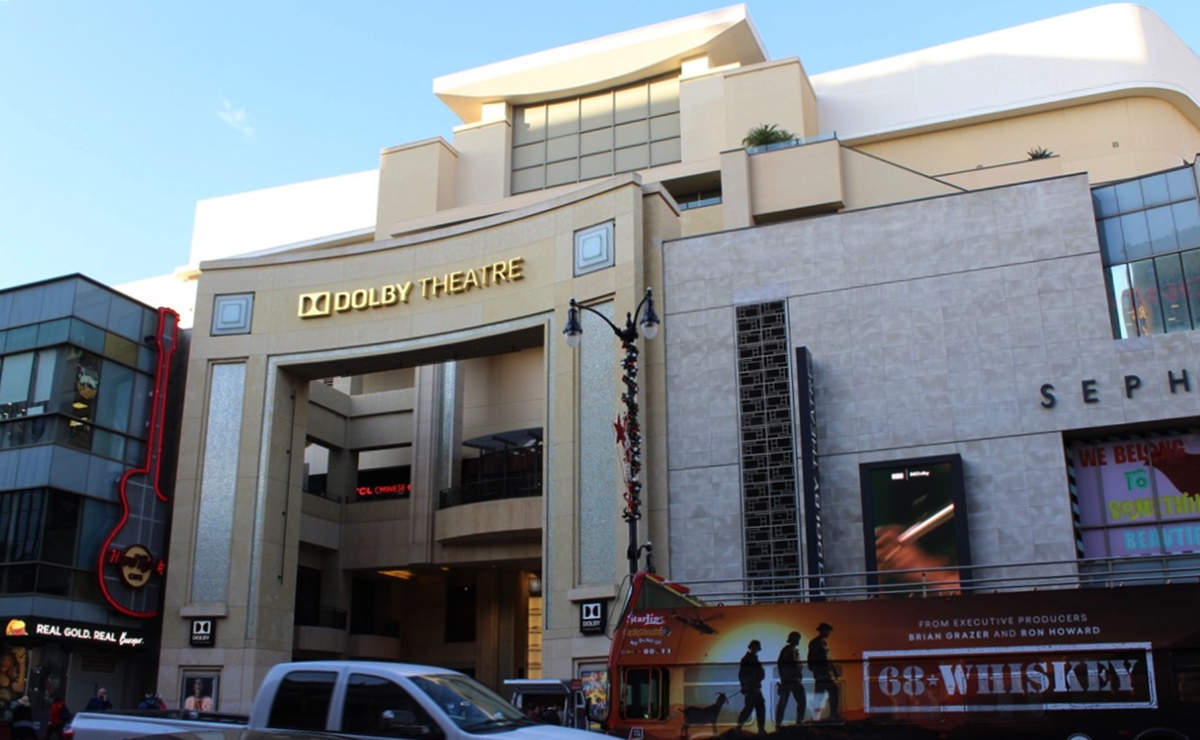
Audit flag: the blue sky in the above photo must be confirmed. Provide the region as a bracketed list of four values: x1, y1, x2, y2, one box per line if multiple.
[2, 0, 1199, 290]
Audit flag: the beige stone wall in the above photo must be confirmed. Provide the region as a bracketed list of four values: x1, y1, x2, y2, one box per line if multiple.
[856, 97, 1200, 186]
[162, 176, 669, 701]
[376, 138, 458, 239]
[461, 348, 544, 439]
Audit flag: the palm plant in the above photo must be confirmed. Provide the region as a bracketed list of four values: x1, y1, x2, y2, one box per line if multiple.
[742, 123, 795, 148]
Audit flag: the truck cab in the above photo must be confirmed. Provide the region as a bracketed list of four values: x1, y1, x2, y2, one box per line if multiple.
[504, 679, 589, 730]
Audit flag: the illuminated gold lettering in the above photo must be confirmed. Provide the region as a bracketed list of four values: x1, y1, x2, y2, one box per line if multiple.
[301, 260, 523, 317]
[423, 275, 448, 298]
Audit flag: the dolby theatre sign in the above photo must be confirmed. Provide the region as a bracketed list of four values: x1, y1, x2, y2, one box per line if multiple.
[298, 257, 525, 319]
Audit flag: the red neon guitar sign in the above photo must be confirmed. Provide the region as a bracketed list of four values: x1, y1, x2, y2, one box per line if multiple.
[98, 307, 179, 618]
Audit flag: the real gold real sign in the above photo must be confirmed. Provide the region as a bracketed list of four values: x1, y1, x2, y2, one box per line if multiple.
[298, 257, 525, 319]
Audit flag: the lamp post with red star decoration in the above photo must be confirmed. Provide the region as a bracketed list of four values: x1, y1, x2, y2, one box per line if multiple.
[564, 287, 660, 575]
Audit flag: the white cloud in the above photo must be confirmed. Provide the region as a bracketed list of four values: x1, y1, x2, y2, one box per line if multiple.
[217, 98, 255, 138]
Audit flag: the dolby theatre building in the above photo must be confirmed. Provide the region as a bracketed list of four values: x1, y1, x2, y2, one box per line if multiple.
[155, 4, 1200, 710]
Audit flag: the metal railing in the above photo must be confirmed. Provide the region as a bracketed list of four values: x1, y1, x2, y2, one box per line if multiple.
[293, 606, 347, 629]
[671, 553, 1200, 605]
[437, 474, 541, 510]
[745, 131, 838, 155]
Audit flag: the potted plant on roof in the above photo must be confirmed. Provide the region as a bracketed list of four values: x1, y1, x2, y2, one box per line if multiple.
[743, 123, 795, 150]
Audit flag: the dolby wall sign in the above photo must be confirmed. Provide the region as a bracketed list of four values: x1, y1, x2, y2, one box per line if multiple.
[298, 257, 526, 319]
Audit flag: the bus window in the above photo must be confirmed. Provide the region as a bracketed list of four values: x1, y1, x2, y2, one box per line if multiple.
[621, 668, 670, 721]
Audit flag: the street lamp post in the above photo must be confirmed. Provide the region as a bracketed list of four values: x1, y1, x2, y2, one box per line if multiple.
[564, 288, 660, 575]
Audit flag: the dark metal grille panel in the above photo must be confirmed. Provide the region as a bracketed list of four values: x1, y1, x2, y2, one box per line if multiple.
[735, 301, 801, 592]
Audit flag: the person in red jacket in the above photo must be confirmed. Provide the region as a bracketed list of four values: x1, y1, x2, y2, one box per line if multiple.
[46, 694, 71, 740]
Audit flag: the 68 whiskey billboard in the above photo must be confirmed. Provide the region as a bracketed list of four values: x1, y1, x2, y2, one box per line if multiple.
[864, 643, 1154, 713]
[607, 571, 1199, 740]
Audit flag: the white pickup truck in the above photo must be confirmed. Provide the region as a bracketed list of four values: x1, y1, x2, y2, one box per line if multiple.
[65, 661, 599, 740]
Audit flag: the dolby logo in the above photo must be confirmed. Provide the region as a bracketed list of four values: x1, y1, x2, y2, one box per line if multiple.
[298, 292, 332, 318]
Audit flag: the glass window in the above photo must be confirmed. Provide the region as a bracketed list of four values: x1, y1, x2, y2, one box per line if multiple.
[30, 349, 57, 416]
[1183, 251, 1200, 330]
[409, 673, 525, 729]
[1148, 206, 1180, 254]
[1129, 259, 1162, 335]
[69, 320, 105, 354]
[1115, 180, 1145, 212]
[0, 490, 45, 563]
[620, 668, 669, 721]
[512, 143, 544, 171]
[267, 670, 336, 731]
[580, 92, 613, 131]
[68, 351, 101, 422]
[76, 498, 120, 570]
[513, 76, 679, 194]
[547, 100, 580, 139]
[340, 673, 437, 737]
[1141, 173, 1171, 207]
[1121, 212, 1152, 261]
[5, 326, 36, 353]
[1166, 168, 1198, 201]
[90, 429, 126, 463]
[36, 320, 69, 346]
[2, 564, 36, 594]
[36, 565, 72, 597]
[1175, 201, 1200, 249]
[1096, 166, 1200, 338]
[95, 362, 134, 433]
[1099, 217, 1124, 264]
[0, 352, 33, 407]
[1093, 186, 1119, 217]
[1156, 254, 1191, 332]
[513, 106, 546, 146]
[104, 332, 138, 367]
[41, 491, 79, 566]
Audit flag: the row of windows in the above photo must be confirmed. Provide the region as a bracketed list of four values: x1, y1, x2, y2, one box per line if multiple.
[0, 344, 154, 462]
[0, 316, 158, 375]
[676, 189, 722, 211]
[512, 76, 682, 194]
[0, 489, 120, 595]
[0, 415, 147, 465]
[1107, 251, 1200, 337]
[1096, 166, 1200, 338]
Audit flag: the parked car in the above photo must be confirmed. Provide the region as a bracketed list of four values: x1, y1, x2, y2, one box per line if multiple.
[503, 679, 589, 730]
[65, 661, 598, 740]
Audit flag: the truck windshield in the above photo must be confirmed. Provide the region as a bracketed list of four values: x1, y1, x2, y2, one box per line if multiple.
[411, 674, 532, 733]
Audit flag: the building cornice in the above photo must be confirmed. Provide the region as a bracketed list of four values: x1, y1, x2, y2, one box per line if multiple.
[433, 4, 766, 124]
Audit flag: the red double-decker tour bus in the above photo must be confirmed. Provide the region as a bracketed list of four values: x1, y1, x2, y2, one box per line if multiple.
[604, 563, 1200, 740]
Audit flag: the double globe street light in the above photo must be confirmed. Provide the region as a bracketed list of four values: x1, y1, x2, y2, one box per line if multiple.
[564, 288, 660, 575]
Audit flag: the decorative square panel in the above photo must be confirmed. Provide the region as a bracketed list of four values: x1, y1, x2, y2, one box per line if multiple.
[211, 293, 254, 336]
[574, 221, 615, 276]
